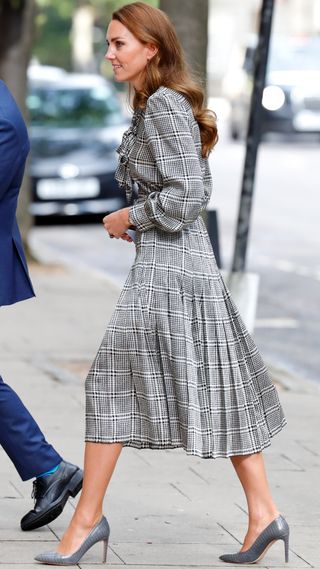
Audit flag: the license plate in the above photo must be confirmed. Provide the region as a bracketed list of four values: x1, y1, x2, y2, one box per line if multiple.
[37, 177, 100, 199]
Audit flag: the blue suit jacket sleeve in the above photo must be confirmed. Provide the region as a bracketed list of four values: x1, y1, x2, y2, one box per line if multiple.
[0, 118, 20, 200]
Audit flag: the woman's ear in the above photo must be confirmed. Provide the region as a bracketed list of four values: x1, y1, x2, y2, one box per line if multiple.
[146, 43, 158, 61]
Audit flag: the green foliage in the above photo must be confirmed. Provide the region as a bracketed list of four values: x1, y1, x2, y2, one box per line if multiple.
[32, 0, 159, 70]
[33, 3, 73, 69]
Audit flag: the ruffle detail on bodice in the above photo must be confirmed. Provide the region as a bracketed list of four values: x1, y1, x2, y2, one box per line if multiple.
[115, 108, 144, 203]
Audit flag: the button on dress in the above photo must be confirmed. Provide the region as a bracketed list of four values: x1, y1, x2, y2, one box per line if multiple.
[85, 86, 286, 458]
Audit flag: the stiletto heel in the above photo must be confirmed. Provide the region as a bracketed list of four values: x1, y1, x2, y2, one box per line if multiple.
[283, 532, 289, 563]
[102, 537, 109, 564]
[219, 514, 290, 564]
[34, 516, 110, 565]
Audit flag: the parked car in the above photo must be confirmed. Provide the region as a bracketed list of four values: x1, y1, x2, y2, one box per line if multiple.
[27, 68, 129, 217]
[226, 36, 320, 140]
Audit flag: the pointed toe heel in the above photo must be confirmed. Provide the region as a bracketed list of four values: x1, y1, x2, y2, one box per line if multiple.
[219, 514, 290, 564]
[34, 516, 110, 565]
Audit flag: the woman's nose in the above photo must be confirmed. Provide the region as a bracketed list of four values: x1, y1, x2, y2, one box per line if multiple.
[105, 46, 115, 60]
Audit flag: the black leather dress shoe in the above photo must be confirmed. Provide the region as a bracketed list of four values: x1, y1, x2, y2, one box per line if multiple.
[20, 460, 83, 531]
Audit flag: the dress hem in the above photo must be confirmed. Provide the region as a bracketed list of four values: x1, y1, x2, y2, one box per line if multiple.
[85, 418, 287, 459]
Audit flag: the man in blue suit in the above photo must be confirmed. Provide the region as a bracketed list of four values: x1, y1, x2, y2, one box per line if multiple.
[0, 80, 83, 531]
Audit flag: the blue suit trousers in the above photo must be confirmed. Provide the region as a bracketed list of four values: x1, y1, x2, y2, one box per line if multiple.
[0, 376, 62, 481]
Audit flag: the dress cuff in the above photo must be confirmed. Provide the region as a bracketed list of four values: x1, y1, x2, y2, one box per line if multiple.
[129, 202, 154, 232]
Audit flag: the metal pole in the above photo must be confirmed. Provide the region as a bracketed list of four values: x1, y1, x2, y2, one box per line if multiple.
[231, 0, 275, 273]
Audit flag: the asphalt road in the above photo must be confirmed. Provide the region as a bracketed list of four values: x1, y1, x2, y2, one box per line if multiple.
[29, 112, 320, 385]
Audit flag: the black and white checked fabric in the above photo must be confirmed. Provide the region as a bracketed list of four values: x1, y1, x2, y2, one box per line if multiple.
[85, 86, 286, 458]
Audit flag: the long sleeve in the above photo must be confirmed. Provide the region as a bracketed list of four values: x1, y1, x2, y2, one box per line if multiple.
[0, 118, 20, 201]
[129, 92, 205, 233]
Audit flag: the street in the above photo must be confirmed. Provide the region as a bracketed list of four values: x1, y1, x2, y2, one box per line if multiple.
[29, 109, 320, 385]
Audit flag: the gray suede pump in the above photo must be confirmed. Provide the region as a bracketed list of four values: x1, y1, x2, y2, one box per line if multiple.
[219, 515, 289, 564]
[34, 516, 110, 565]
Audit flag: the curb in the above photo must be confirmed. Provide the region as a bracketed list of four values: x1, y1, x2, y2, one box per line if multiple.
[268, 363, 320, 394]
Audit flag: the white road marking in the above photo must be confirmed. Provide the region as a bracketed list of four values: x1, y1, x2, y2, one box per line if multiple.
[255, 318, 299, 329]
[257, 255, 320, 282]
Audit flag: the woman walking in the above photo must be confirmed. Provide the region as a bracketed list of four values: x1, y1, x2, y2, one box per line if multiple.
[35, 2, 289, 565]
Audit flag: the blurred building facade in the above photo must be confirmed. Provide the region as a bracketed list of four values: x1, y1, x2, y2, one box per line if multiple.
[208, 0, 320, 95]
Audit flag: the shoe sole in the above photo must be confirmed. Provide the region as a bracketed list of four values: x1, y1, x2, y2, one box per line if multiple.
[21, 469, 83, 531]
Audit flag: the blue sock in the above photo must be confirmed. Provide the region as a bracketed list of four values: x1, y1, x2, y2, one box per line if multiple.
[37, 462, 61, 478]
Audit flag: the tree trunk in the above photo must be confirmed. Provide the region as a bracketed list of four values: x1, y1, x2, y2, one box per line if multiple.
[159, 0, 208, 92]
[0, 0, 35, 246]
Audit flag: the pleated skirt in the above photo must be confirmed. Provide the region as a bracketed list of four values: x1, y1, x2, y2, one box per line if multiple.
[85, 217, 286, 458]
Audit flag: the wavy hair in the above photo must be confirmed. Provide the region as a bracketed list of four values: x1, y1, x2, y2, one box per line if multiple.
[112, 2, 218, 156]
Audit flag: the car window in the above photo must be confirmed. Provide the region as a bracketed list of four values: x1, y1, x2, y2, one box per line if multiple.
[27, 84, 124, 127]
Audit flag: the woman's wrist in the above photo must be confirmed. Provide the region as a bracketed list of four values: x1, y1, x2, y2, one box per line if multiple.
[121, 207, 131, 229]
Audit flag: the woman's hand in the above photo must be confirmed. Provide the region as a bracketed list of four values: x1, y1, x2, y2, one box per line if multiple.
[119, 232, 133, 243]
[103, 207, 130, 238]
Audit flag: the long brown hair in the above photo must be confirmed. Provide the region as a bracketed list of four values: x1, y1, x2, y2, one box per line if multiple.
[112, 2, 218, 156]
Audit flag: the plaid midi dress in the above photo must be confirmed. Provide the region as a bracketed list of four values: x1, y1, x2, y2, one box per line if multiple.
[85, 86, 286, 458]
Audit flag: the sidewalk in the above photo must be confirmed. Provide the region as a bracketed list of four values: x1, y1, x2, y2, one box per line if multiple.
[0, 262, 319, 568]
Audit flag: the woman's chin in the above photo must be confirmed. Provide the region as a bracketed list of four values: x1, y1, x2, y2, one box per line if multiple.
[113, 74, 126, 83]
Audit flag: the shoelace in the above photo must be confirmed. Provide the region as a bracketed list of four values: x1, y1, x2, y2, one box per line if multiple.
[31, 479, 44, 503]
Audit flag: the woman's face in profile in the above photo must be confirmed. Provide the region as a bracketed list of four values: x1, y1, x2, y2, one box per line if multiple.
[105, 20, 156, 90]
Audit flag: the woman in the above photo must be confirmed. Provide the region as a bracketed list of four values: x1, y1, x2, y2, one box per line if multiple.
[35, 2, 289, 565]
